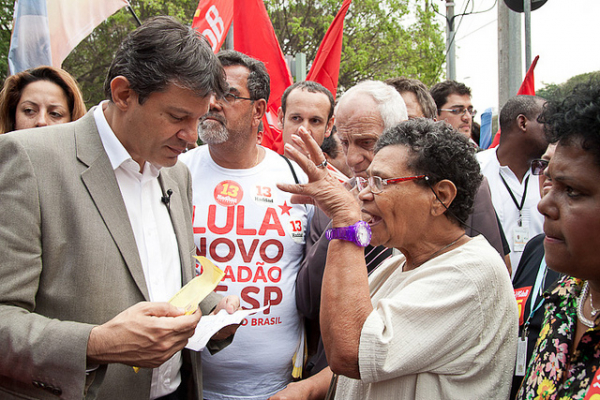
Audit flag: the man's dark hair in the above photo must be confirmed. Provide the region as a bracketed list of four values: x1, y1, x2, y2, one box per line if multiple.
[321, 127, 339, 158]
[385, 77, 437, 120]
[281, 81, 335, 122]
[375, 119, 482, 226]
[499, 95, 544, 131]
[430, 80, 472, 111]
[539, 79, 600, 166]
[471, 121, 481, 147]
[217, 50, 270, 102]
[104, 16, 227, 104]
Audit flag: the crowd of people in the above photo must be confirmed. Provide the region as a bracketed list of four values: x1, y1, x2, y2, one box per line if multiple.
[1, 15, 600, 400]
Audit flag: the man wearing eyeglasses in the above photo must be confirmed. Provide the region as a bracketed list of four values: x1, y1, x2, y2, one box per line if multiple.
[179, 50, 313, 400]
[477, 95, 547, 276]
[430, 80, 477, 141]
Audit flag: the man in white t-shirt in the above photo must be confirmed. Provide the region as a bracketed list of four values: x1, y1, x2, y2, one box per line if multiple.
[477, 95, 547, 276]
[180, 50, 313, 400]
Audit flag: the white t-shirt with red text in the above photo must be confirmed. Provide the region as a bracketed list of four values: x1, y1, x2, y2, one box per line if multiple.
[180, 145, 313, 400]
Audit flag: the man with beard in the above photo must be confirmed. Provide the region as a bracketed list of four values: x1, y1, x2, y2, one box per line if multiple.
[179, 50, 313, 400]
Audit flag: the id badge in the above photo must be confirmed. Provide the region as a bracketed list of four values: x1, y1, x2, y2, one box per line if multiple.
[513, 226, 530, 252]
[515, 337, 528, 376]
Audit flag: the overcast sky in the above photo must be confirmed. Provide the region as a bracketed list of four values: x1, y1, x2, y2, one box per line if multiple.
[435, 0, 600, 118]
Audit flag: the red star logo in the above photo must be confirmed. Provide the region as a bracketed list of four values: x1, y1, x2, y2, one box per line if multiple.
[279, 201, 292, 216]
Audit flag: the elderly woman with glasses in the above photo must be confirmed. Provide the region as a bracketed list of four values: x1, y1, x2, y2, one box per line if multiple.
[515, 81, 600, 399]
[277, 118, 518, 400]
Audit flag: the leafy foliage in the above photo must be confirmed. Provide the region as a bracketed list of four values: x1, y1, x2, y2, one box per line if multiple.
[537, 71, 600, 103]
[1, 0, 445, 107]
[62, 0, 198, 106]
[267, 0, 445, 91]
[0, 0, 13, 81]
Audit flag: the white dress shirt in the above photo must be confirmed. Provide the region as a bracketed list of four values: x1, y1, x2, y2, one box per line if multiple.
[94, 104, 183, 399]
[477, 147, 544, 277]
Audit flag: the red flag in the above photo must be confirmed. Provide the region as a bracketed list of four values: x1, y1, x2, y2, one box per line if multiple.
[192, 0, 233, 53]
[306, 0, 352, 100]
[489, 55, 540, 148]
[517, 55, 539, 96]
[233, 0, 292, 154]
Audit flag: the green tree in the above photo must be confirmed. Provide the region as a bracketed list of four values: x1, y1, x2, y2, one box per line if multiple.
[267, 0, 445, 91]
[537, 71, 600, 103]
[62, 0, 199, 106]
[2, 0, 445, 106]
[0, 0, 13, 81]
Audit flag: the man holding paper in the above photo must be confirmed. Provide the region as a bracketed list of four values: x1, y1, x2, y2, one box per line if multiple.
[0, 17, 238, 400]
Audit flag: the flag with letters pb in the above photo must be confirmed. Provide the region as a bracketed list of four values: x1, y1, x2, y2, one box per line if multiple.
[192, 0, 233, 52]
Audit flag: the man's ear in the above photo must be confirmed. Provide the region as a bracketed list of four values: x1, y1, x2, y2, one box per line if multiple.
[517, 114, 528, 133]
[110, 76, 136, 111]
[324, 115, 335, 139]
[430, 179, 457, 217]
[253, 99, 267, 128]
[277, 106, 284, 130]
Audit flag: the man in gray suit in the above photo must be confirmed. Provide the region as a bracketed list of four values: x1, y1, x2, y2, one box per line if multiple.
[0, 17, 238, 400]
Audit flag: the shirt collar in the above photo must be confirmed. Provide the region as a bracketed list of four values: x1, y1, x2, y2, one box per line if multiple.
[94, 102, 160, 178]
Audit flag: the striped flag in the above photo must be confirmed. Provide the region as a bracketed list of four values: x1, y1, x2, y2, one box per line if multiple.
[8, 0, 128, 75]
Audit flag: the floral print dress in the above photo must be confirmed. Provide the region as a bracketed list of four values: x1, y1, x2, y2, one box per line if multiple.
[516, 276, 600, 400]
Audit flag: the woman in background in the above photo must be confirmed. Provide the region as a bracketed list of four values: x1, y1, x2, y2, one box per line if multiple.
[0, 66, 86, 133]
[516, 80, 600, 399]
[510, 143, 561, 399]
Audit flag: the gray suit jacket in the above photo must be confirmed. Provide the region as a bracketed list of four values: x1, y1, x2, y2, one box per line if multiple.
[0, 110, 221, 399]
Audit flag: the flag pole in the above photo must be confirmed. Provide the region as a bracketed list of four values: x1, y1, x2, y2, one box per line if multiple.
[127, 3, 142, 26]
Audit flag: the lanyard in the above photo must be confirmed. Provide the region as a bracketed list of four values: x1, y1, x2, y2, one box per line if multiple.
[522, 256, 547, 338]
[529, 257, 547, 315]
[500, 173, 529, 212]
[500, 173, 529, 227]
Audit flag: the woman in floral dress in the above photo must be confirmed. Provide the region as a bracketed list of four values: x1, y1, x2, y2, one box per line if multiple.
[516, 80, 600, 400]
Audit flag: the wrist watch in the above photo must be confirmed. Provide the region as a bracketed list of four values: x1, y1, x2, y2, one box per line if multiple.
[325, 221, 372, 247]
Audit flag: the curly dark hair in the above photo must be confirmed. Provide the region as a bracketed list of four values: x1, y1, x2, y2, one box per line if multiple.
[539, 79, 600, 166]
[375, 119, 482, 226]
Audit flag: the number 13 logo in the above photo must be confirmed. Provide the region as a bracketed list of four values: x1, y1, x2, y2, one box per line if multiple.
[290, 220, 302, 232]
